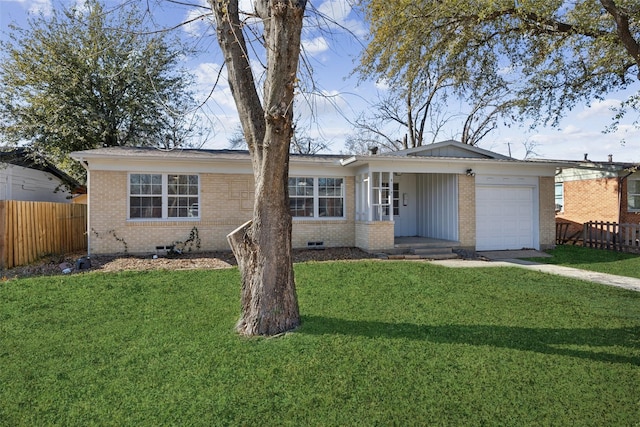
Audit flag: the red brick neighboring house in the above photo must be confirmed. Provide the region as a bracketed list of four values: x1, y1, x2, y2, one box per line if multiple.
[554, 155, 640, 238]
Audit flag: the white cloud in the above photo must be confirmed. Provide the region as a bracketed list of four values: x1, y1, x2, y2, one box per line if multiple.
[194, 62, 226, 88]
[374, 79, 389, 91]
[296, 89, 348, 120]
[576, 98, 621, 120]
[302, 36, 329, 56]
[2, 0, 52, 15]
[182, 6, 212, 38]
[178, 0, 219, 38]
[71, 0, 89, 15]
[193, 62, 236, 111]
[316, 0, 367, 37]
[560, 125, 583, 135]
[515, 126, 639, 162]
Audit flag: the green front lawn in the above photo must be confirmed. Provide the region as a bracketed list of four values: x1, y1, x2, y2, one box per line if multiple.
[529, 245, 640, 279]
[1, 261, 639, 425]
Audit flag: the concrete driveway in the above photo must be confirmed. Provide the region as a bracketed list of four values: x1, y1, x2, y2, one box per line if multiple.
[429, 250, 640, 292]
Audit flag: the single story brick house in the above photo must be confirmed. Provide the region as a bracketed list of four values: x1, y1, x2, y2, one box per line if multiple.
[553, 155, 640, 237]
[70, 140, 558, 255]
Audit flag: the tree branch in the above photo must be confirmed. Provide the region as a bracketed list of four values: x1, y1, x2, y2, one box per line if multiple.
[599, 0, 640, 77]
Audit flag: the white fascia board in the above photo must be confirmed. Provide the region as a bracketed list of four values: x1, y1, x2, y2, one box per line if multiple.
[356, 157, 557, 177]
[74, 155, 253, 174]
[289, 165, 349, 177]
[72, 152, 346, 176]
[72, 150, 557, 178]
[289, 158, 348, 176]
[469, 163, 557, 177]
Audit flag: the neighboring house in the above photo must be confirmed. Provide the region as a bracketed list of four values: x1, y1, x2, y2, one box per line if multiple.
[554, 155, 640, 237]
[0, 148, 77, 203]
[70, 140, 558, 255]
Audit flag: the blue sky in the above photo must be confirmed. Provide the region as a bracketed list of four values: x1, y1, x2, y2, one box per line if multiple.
[1, 0, 639, 163]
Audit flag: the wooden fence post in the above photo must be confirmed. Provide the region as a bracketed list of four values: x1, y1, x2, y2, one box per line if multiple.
[7, 201, 14, 268]
[0, 201, 5, 269]
[583, 221, 589, 248]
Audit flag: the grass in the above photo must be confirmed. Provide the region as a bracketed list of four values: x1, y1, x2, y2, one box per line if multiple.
[528, 245, 640, 279]
[1, 261, 639, 425]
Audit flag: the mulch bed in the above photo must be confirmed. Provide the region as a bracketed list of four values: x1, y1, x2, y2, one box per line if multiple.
[1, 248, 376, 280]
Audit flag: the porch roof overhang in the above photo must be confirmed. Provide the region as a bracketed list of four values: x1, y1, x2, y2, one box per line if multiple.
[338, 154, 560, 177]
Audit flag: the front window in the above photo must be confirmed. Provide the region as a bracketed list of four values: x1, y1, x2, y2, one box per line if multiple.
[318, 178, 344, 217]
[289, 177, 344, 218]
[129, 173, 199, 220]
[168, 175, 199, 218]
[130, 174, 162, 218]
[289, 177, 314, 217]
[628, 178, 640, 211]
[555, 182, 564, 212]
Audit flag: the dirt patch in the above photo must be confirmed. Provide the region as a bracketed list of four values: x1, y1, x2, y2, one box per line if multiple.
[1, 248, 376, 280]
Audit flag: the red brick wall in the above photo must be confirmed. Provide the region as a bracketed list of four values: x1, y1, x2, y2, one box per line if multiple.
[557, 178, 619, 225]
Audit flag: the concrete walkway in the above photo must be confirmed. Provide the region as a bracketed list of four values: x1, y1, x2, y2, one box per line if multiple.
[429, 250, 640, 292]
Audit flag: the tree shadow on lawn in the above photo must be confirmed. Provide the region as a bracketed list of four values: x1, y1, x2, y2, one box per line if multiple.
[299, 316, 640, 366]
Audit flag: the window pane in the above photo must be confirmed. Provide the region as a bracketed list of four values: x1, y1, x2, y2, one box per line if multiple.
[188, 201, 199, 217]
[130, 196, 162, 218]
[130, 174, 162, 218]
[168, 176, 178, 195]
[319, 178, 344, 217]
[130, 174, 162, 195]
[290, 197, 314, 217]
[319, 198, 344, 217]
[169, 196, 199, 218]
[166, 175, 199, 218]
[628, 180, 640, 210]
[318, 178, 343, 196]
[554, 183, 563, 197]
[289, 177, 314, 196]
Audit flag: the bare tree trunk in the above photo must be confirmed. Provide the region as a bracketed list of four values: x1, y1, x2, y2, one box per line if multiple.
[213, 0, 305, 336]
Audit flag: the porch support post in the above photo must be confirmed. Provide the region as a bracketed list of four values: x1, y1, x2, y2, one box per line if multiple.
[389, 172, 394, 222]
[355, 174, 360, 221]
[366, 172, 373, 222]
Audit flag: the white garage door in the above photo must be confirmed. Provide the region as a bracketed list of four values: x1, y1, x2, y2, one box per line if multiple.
[476, 186, 534, 251]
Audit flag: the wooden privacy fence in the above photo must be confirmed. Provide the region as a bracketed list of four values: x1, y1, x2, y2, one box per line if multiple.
[0, 201, 87, 269]
[583, 221, 640, 254]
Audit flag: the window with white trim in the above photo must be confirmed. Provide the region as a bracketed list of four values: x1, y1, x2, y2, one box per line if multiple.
[555, 182, 564, 212]
[289, 177, 344, 218]
[628, 178, 640, 211]
[129, 173, 199, 219]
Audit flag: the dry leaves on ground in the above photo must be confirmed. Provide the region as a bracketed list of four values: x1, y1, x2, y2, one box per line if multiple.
[2, 248, 375, 280]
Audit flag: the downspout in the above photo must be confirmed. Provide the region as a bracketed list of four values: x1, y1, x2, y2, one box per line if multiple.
[77, 158, 91, 257]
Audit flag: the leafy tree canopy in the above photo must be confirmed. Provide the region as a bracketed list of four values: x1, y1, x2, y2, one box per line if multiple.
[0, 0, 198, 182]
[359, 0, 640, 131]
